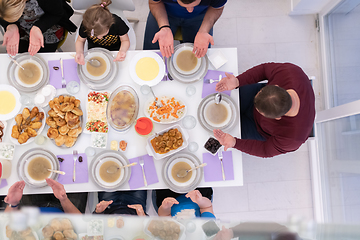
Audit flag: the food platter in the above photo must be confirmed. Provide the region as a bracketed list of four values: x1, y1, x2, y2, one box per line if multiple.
[107, 85, 139, 132]
[17, 148, 59, 188]
[129, 51, 165, 87]
[0, 85, 22, 121]
[197, 93, 239, 133]
[167, 43, 209, 84]
[144, 95, 187, 124]
[7, 53, 49, 93]
[46, 95, 83, 148]
[145, 124, 189, 160]
[77, 48, 119, 90]
[10, 107, 46, 145]
[85, 91, 110, 133]
[90, 150, 131, 190]
[162, 152, 203, 194]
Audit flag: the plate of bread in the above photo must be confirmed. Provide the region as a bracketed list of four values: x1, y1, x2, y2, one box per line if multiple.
[46, 95, 83, 148]
[10, 106, 46, 145]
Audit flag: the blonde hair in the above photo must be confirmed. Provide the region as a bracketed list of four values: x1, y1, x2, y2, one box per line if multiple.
[0, 0, 26, 23]
[82, 0, 114, 37]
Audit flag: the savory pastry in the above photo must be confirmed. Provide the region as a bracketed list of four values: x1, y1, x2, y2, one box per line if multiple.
[53, 97, 60, 105]
[58, 95, 64, 103]
[60, 102, 74, 112]
[65, 112, 78, 124]
[47, 128, 59, 139]
[15, 114, 23, 126]
[64, 95, 70, 103]
[18, 132, 30, 144]
[20, 228, 32, 237]
[53, 231, 64, 240]
[74, 99, 80, 108]
[60, 218, 73, 231]
[30, 121, 42, 129]
[63, 229, 77, 239]
[46, 117, 57, 129]
[49, 100, 55, 109]
[67, 120, 80, 129]
[54, 117, 66, 127]
[11, 125, 20, 139]
[48, 109, 58, 117]
[68, 127, 82, 138]
[71, 107, 83, 116]
[42, 225, 54, 238]
[50, 219, 62, 232]
[65, 136, 76, 148]
[26, 127, 37, 138]
[69, 96, 76, 103]
[151, 128, 183, 154]
[55, 135, 66, 146]
[59, 125, 69, 135]
[6, 225, 12, 238]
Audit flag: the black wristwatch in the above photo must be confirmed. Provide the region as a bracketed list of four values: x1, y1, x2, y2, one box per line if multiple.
[9, 203, 19, 208]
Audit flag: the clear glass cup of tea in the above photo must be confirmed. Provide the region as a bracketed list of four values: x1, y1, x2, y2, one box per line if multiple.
[186, 85, 196, 96]
[20, 95, 33, 106]
[34, 135, 46, 145]
[66, 81, 80, 94]
[140, 85, 151, 95]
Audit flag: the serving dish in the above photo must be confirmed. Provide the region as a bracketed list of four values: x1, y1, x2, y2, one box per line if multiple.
[129, 51, 165, 87]
[10, 107, 46, 145]
[7, 53, 49, 93]
[77, 48, 119, 90]
[107, 85, 139, 132]
[144, 218, 185, 240]
[162, 152, 203, 194]
[0, 120, 7, 142]
[145, 124, 189, 160]
[0, 142, 15, 160]
[17, 148, 59, 188]
[0, 85, 22, 121]
[90, 150, 131, 190]
[197, 93, 239, 133]
[4, 224, 39, 240]
[167, 43, 209, 84]
[85, 91, 110, 133]
[144, 95, 186, 124]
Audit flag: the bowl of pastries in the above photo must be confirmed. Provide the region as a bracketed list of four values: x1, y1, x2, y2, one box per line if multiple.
[46, 95, 83, 148]
[42, 218, 77, 240]
[5, 225, 39, 240]
[144, 219, 185, 240]
[10, 106, 45, 145]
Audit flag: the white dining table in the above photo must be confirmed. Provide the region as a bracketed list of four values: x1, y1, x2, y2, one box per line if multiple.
[0, 48, 242, 195]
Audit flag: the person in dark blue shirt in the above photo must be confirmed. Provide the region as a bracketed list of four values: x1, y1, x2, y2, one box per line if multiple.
[143, 0, 227, 58]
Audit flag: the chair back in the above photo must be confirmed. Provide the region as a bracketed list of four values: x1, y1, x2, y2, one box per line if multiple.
[72, 0, 135, 11]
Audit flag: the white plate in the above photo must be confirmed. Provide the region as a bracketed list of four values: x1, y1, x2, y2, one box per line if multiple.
[145, 124, 189, 160]
[0, 85, 21, 121]
[172, 45, 201, 75]
[9, 107, 46, 145]
[15, 58, 44, 88]
[168, 157, 196, 187]
[24, 153, 55, 185]
[129, 51, 165, 87]
[203, 100, 232, 128]
[82, 51, 111, 81]
[144, 95, 187, 124]
[94, 157, 125, 187]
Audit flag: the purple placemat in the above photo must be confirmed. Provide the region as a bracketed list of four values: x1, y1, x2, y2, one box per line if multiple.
[156, 52, 169, 81]
[57, 153, 88, 184]
[0, 179, 8, 189]
[48, 59, 80, 89]
[202, 70, 232, 98]
[202, 151, 234, 182]
[128, 155, 159, 189]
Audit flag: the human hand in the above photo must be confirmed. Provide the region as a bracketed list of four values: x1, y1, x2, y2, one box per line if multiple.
[213, 226, 234, 240]
[46, 178, 67, 201]
[185, 190, 203, 204]
[213, 129, 236, 151]
[114, 51, 126, 62]
[95, 200, 113, 213]
[75, 52, 85, 65]
[193, 31, 214, 58]
[4, 180, 25, 206]
[152, 27, 174, 58]
[161, 197, 179, 209]
[3, 24, 20, 56]
[215, 72, 239, 92]
[128, 204, 146, 216]
[29, 26, 44, 56]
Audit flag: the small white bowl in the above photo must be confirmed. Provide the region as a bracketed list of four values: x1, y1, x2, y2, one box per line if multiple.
[208, 50, 228, 69]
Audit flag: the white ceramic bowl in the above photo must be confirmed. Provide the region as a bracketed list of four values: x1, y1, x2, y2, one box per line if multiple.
[0, 85, 22, 121]
[15, 58, 44, 87]
[172, 45, 201, 75]
[203, 100, 232, 128]
[82, 51, 111, 81]
[94, 158, 125, 188]
[168, 157, 196, 187]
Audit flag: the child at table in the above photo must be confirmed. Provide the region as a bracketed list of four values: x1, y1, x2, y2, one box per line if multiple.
[75, 0, 130, 64]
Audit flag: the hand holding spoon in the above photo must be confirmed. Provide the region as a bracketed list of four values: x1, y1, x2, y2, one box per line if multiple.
[177, 163, 207, 178]
[8, 55, 34, 78]
[107, 162, 137, 174]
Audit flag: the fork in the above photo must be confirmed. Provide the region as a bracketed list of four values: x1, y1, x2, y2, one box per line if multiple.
[60, 58, 66, 88]
[139, 156, 147, 187]
[73, 150, 78, 182]
[204, 79, 220, 84]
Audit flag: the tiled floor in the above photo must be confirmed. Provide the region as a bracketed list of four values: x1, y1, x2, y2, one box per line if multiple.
[0, 0, 319, 223]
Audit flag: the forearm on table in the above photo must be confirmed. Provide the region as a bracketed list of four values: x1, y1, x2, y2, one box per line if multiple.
[149, 0, 169, 28]
[158, 206, 171, 217]
[60, 198, 81, 214]
[198, 7, 224, 33]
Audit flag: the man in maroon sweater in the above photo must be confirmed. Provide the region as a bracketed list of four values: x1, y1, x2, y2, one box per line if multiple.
[214, 62, 315, 158]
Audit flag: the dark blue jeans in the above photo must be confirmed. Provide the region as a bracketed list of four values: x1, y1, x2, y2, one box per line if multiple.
[143, 12, 213, 50]
[98, 190, 147, 212]
[239, 83, 267, 141]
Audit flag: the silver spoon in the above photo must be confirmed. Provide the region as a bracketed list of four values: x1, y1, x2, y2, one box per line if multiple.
[106, 162, 137, 174]
[8, 55, 34, 78]
[215, 93, 222, 104]
[177, 163, 207, 178]
[149, 86, 163, 108]
[86, 58, 101, 67]
[47, 169, 66, 175]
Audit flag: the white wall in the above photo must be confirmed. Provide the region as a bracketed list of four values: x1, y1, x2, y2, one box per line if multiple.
[290, 0, 333, 15]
